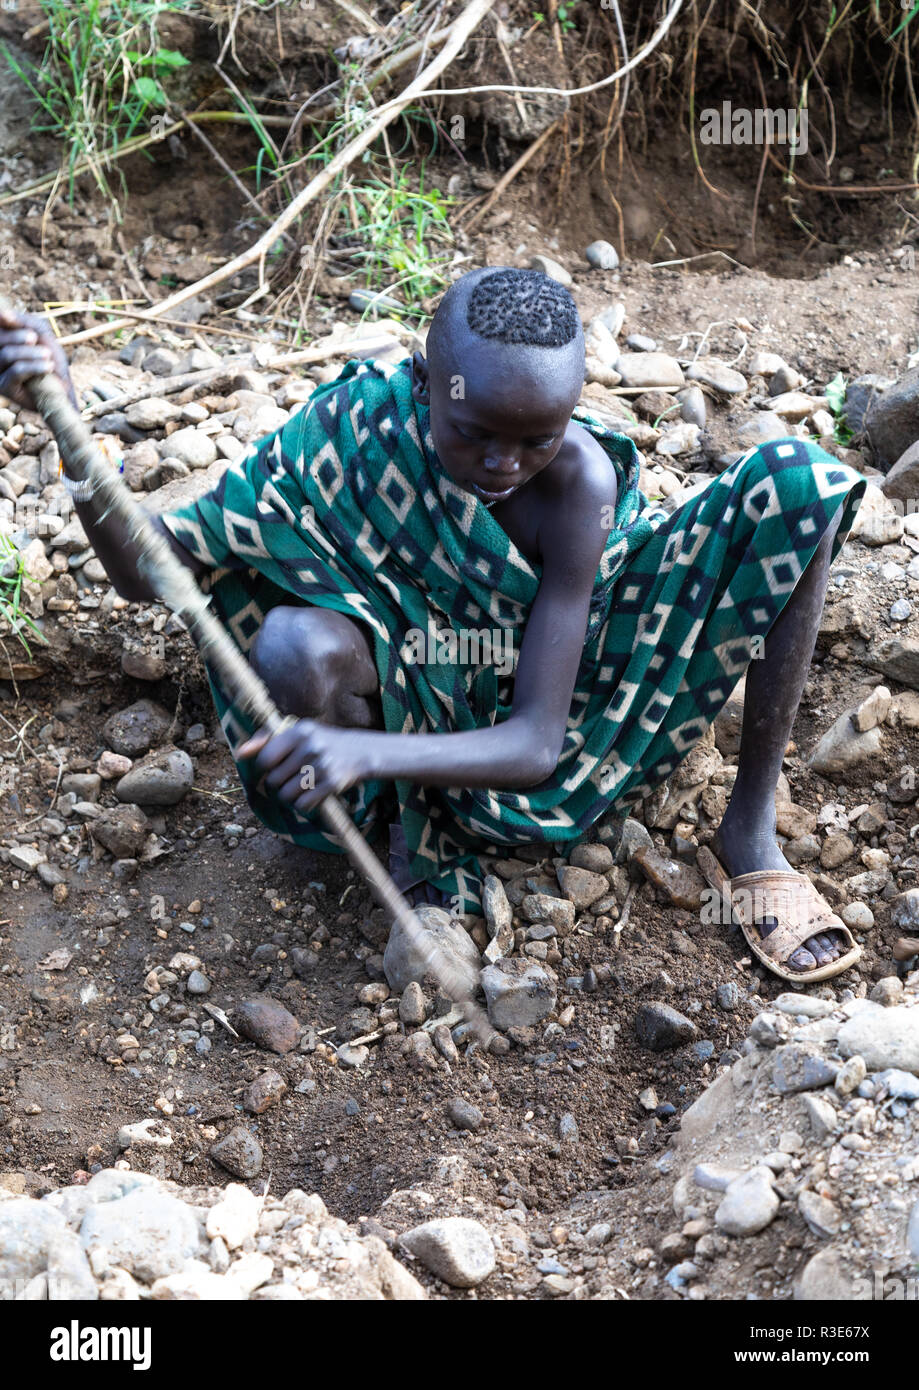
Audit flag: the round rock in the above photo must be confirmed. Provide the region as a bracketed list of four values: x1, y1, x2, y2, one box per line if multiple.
[102, 699, 172, 757]
[401, 1217, 495, 1288]
[383, 904, 480, 994]
[234, 996, 301, 1054]
[115, 748, 194, 806]
[585, 240, 619, 270]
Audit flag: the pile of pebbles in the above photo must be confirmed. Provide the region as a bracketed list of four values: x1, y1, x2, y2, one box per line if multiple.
[0, 1164, 455, 1300]
[646, 976, 919, 1301]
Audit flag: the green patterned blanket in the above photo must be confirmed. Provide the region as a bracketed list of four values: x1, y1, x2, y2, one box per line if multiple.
[161, 357, 864, 909]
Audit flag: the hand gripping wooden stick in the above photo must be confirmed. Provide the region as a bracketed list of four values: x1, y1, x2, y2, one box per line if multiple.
[11, 330, 495, 1046]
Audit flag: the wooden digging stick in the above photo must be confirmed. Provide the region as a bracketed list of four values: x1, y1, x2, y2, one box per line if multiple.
[11, 329, 494, 1045]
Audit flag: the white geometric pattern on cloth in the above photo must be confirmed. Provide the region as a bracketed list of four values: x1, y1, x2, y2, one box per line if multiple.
[606, 678, 640, 722]
[672, 519, 714, 568]
[666, 716, 715, 754]
[812, 459, 860, 501]
[741, 476, 781, 524]
[379, 460, 414, 526]
[258, 480, 297, 526]
[595, 748, 630, 790]
[676, 615, 704, 662]
[760, 550, 804, 596]
[566, 689, 592, 731]
[428, 538, 462, 586]
[354, 515, 391, 568]
[225, 510, 271, 560]
[227, 598, 265, 653]
[637, 688, 674, 734]
[635, 600, 672, 646]
[169, 515, 215, 566]
[708, 634, 757, 682]
[561, 747, 602, 794]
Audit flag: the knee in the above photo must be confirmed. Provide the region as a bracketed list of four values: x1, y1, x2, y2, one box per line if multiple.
[250, 606, 339, 715]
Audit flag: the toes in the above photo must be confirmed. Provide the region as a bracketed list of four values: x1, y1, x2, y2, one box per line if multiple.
[789, 946, 818, 972]
[806, 935, 834, 966]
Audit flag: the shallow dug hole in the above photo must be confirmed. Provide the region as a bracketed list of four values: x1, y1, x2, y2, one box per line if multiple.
[0, 631, 778, 1228]
[1, 615, 915, 1250]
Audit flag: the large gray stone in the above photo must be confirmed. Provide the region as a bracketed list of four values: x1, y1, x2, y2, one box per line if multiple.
[383, 905, 480, 995]
[0, 1199, 67, 1298]
[772, 1044, 839, 1094]
[556, 864, 609, 908]
[615, 352, 684, 390]
[891, 889, 919, 931]
[837, 1002, 919, 1074]
[842, 373, 892, 436]
[90, 803, 149, 859]
[866, 366, 919, 466]
[102, 699, 172, 757]
[115, 747, 194, 805]
[209, 1126, 264, 1180]
[157, 427, 217, 469]
[585, 240, 619, 270]
[715, 1168, 779, 1237]
[480, 958, 557, 1030]
[80, 1186, 200, 1283]
[481, 875, 512, 940]
[47, 1230, 98, 1300]
[685, 357, 747, 395]
[528, 254, 572, 286]
[808, 711, 884, 774]
[736, 412, 790, 447]
[881, 439, 919, 502]
[634, 1001, 698, 1052]
[794, 1248, 863, 1300]
[868, 638, 919, 691]
[400, 1217, 495, 1288]
[234, 996, 300, 1054]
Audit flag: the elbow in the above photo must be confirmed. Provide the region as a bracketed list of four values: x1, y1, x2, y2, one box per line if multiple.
[516, 738, 562, 789]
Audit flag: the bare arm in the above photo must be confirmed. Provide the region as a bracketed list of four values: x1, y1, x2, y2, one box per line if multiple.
[70, 503, 209, 603]
[361, 432, 616, 787]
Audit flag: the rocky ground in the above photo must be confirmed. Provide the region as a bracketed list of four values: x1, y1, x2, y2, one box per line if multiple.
[1, 227, 919, 1299]
[3, 983, 918, 1301]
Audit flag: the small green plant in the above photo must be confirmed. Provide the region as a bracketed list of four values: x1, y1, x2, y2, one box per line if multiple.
[290, 80, 454, 316]
[0, 538, 47, 660]
[2, 0, 191, 210]
[346, 169, 454, 312]
[532, 2, 580, 32]
[825, 372, 854, 445]
[557, 2, 580, 31]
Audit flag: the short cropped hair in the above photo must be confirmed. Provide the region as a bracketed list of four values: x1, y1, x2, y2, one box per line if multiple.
[465, 268, 580, 347]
